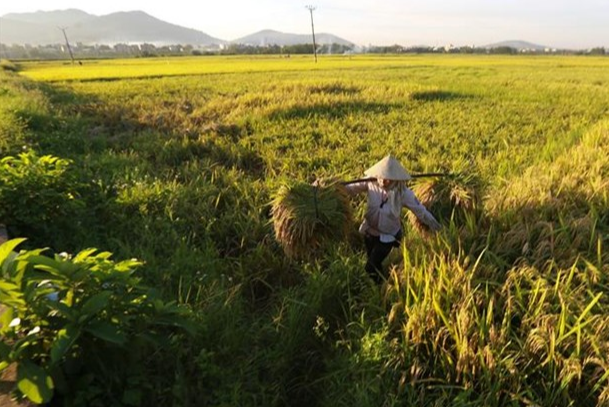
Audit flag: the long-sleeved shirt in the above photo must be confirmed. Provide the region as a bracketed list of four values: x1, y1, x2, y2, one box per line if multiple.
[346, 180, 440, 242]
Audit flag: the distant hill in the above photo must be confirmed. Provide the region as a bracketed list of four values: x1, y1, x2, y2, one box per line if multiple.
[0, 17, 66, 44]
[66, 11, 224, 45]
[3, 9, 94, 27]
[0, 9, 355, 48]
[231, 29, 354, 47]
[0, 9, 224, 46]
[483, 40, 550, 51]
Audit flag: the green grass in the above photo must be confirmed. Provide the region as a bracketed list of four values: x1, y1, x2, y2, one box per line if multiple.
[2, 54, 609, 406]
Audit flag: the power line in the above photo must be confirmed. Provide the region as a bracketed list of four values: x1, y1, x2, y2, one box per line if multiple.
[58, 26, 75, 64]
[305, 5, 318, 63]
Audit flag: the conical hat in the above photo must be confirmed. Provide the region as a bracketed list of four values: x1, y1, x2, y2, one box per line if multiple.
[364, 155, 411, 181]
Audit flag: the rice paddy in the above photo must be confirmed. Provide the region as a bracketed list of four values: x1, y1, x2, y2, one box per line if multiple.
[1, 54, 609, 406]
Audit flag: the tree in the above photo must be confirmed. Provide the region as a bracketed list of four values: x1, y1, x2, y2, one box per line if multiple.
[589, 47, 606, 55]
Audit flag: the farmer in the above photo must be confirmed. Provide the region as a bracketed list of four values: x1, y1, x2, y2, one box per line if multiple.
[346, 155, 441, 282]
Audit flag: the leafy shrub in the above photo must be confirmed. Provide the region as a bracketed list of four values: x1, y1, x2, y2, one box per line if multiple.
[0, 239, 194, 405]
[0, 59, 19, 72]
[0, 150, 86, 249]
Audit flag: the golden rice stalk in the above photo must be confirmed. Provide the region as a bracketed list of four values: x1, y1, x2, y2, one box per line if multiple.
[271, 180, 353, 259]
[407, 175, 478, 235]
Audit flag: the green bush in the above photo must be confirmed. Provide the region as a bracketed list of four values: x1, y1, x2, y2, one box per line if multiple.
[0, 59, 19, 72]
[0, 239, 194, 405]
[0, 150, 87, 249]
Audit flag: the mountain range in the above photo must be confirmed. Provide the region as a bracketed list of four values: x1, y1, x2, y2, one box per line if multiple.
[0, 9, 353, 47]
[1, 9, 557, 51]
[483, 40, 550, 51]
[233, 29, 355, 47]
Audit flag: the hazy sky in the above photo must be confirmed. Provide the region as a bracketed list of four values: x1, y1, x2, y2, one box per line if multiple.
[1, 0, 608, 49]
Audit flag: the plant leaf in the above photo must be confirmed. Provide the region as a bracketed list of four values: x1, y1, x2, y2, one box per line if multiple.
[85, 321, 126, 345]
[0, 238, 26, 265]
[0, 340, 11, 360]
[26, 255, 65, 278]
[73, 248, 98, 263]
[80, 291, 112, 316]
[122, 388, 142, 406]
[152, 315, 196, 336]
[0, 307, 15, 334]
[17, 360, 54, 404]
[50, 324, 80, 364]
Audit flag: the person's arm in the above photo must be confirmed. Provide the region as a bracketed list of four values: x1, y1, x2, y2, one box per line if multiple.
[402, 188, 442, 231]
[344, 181, 369, 196]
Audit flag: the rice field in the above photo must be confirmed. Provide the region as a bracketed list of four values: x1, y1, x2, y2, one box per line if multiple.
[1, 54, 609, 406]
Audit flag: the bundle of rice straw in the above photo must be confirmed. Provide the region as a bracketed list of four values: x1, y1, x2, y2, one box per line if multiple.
[271, 180, 353, 259]
[407, 174, 478, 235]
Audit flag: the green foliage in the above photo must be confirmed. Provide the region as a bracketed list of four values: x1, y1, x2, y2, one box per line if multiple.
[588, 47, 606, 55]
[0, 72, 33, 155]
[488, 46, 518, 54]
[0, 150, 87, 249]
[0, 59, 19, 72]
[0, 240, 193, 405]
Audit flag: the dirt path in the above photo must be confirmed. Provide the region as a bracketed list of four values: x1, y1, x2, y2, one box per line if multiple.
[1, 278, 26, 406]
[0, 364, 31, 407]
[0, 310, 31, 406]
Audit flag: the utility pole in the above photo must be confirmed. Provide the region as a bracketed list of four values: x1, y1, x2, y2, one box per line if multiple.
[58, 27, 75, 64]
[305, 5, 318, 63]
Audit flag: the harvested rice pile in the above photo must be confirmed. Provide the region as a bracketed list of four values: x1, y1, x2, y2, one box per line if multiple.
[407, 174, 479, 234]
[271, 180, 353, 259]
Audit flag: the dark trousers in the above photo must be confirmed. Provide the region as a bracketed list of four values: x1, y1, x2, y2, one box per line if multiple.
[364, 234, 395, 283]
